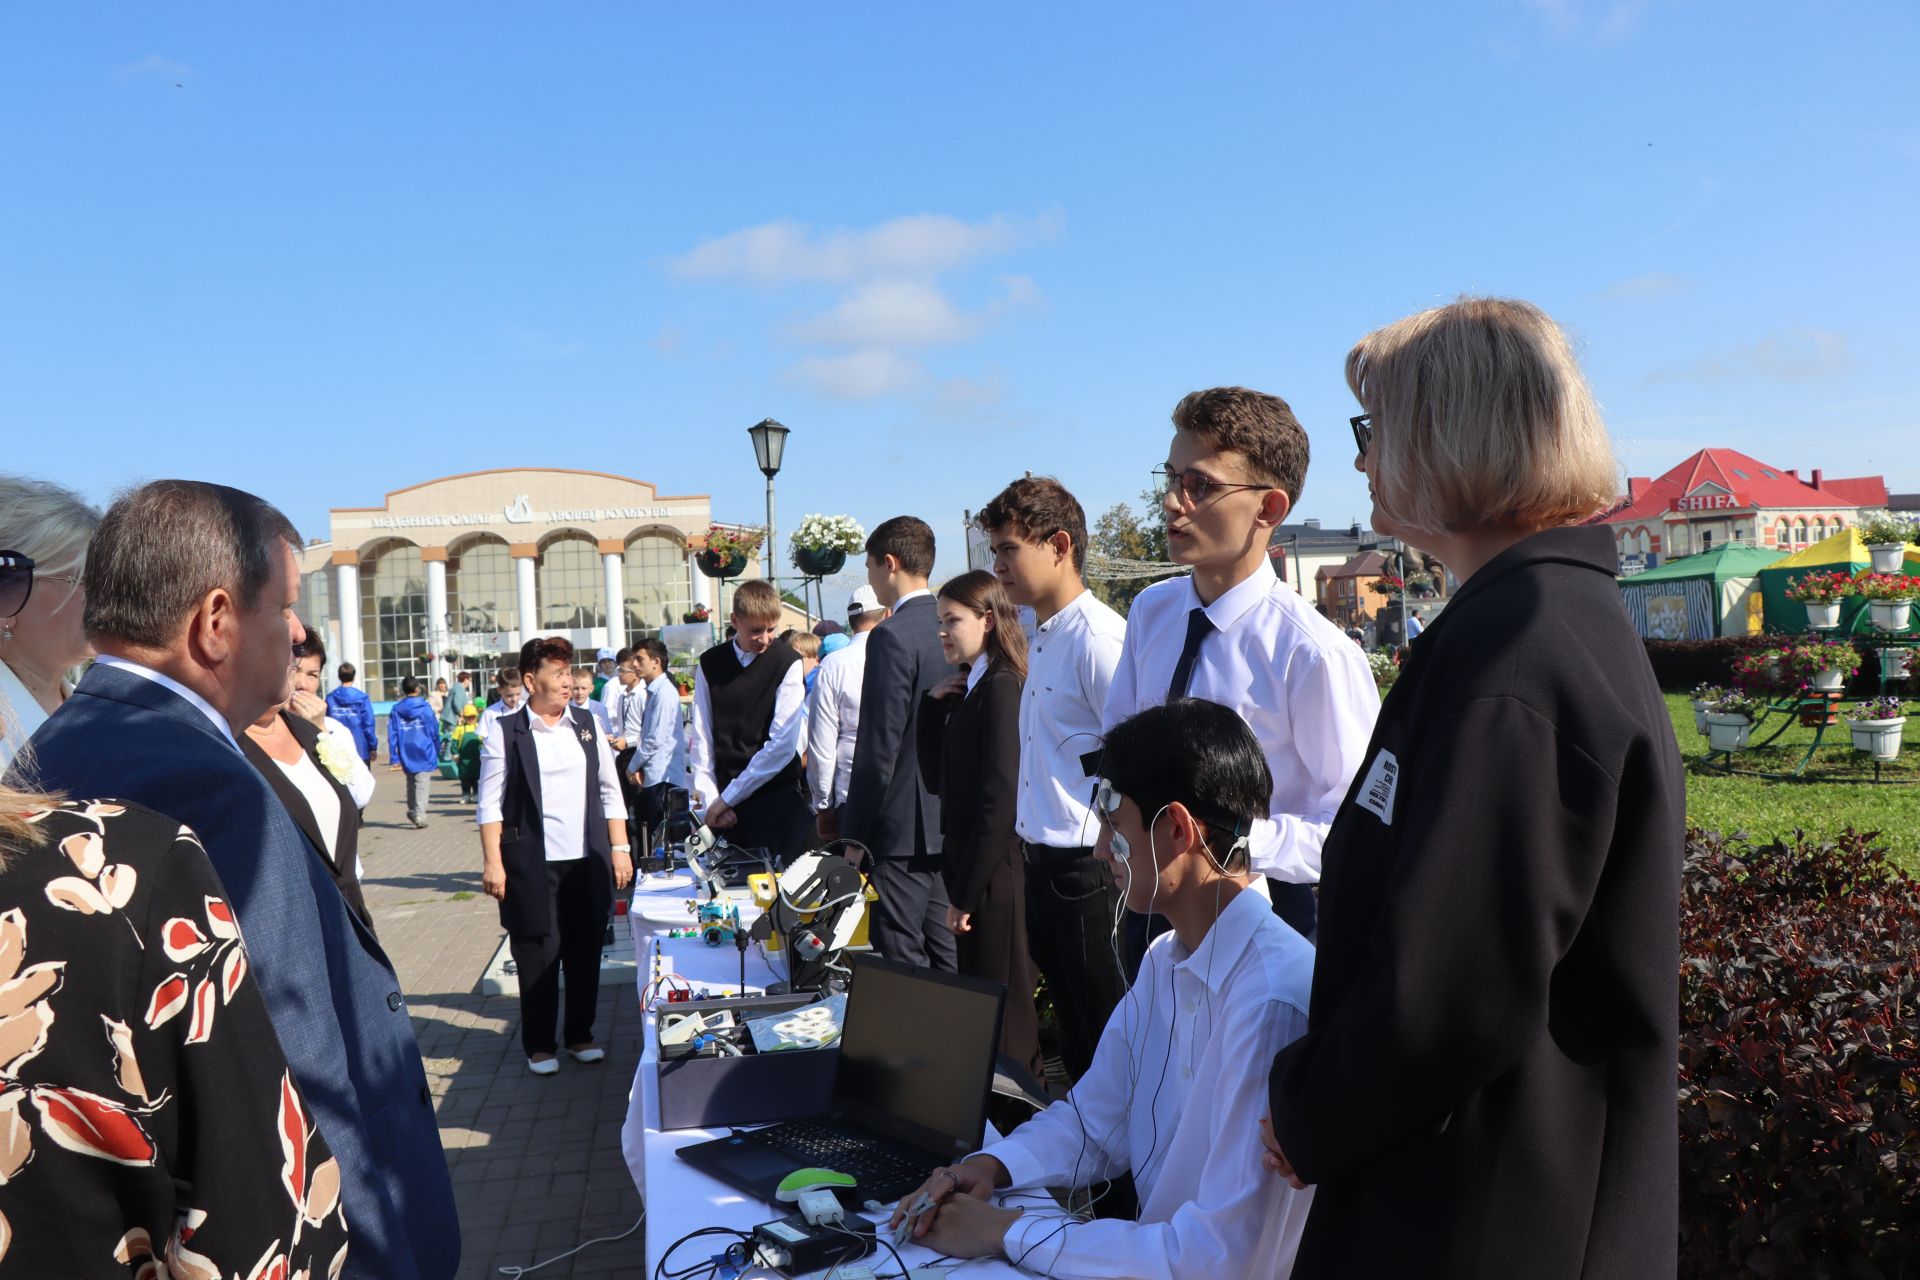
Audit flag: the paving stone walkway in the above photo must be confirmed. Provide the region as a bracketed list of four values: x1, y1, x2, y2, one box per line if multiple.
[356, 766, 646, 1279]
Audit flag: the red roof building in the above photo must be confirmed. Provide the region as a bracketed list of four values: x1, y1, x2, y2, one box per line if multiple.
[1604, 448, 1890, 572]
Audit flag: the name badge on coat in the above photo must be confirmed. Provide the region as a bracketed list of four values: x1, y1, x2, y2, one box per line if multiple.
[1355, 748, 1400, 825]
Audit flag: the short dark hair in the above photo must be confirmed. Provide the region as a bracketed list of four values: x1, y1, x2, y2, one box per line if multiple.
[401, 676, 421, 695]
[294, 632, 327, 666]
[496, 665, 520, 688]
[337, 663, 357, 683]
[866, 516, 935, 577]
[84, 480, 301, 649]
[518, 635, 574, 675]
[615, 647, 632, 663]
[1171, 386, 1310, 508]
[637, 638, 669, 667]
[976, 476, 1089, 574]
[1099, 698, 1272, 872]
[456, 670, 471, 682]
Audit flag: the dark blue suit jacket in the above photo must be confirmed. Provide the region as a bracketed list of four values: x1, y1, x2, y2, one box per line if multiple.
[22, 663, 461, 1280]
[843, 594, 951, 859]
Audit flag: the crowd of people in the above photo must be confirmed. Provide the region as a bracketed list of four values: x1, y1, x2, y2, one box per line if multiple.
[0, 296, 1684, 1279]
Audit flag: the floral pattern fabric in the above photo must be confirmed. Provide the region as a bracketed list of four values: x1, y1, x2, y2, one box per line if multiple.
[0, 800, 350, 1278]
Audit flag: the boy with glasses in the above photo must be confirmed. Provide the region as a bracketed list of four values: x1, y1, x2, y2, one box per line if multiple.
[1104, 386, 1379, 948]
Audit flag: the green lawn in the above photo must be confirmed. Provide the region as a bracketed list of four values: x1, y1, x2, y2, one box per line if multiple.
[1665, 691, 1920, 875]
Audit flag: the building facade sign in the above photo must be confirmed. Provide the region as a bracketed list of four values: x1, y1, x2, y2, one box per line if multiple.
[360, 497, 680, 533]
[1670, 491, 1746, 512]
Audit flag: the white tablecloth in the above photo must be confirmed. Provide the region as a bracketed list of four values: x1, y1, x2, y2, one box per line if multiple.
[619, 870, 1024, 1277]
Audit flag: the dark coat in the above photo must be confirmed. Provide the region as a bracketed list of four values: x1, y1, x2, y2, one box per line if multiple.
[915, 662, 1023, 915]
[22, 662, 460, 1280]
[238, 709, 373, 932]
[844, 594, 952, 860]
[1268, 526, 1683, 1279]
[493, 703, 614, 938]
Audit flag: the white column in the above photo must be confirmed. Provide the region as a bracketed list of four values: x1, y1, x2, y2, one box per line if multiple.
[424, 558, 450, 685]
[515, 553, 539, 640]
[333, 560, 362, 680]
[688, 548, 712, 618]
[602, 551, 625, 647]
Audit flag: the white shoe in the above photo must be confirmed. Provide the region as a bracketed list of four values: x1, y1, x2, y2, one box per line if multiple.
[567, 1045, 606, 1064]
[527, 1056, 559, 1076]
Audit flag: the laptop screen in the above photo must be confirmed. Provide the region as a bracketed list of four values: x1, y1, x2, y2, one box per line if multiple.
[831, 955, 1006, 1159]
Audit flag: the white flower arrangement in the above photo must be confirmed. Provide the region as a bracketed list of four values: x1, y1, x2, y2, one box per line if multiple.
[790, 513, 867, 555]
[314, 731, 358, 788]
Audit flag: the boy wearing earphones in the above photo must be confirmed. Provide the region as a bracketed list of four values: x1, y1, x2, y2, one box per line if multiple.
[891, 698, 1314, 1279]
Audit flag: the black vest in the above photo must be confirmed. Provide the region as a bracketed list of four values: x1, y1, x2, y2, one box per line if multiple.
[495, 704, 614, 936]
[699, 640, 803, 795]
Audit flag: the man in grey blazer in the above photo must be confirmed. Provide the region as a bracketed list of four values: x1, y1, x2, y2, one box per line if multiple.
[21, 481, 460, 1280]
[841, 516, 959, 971]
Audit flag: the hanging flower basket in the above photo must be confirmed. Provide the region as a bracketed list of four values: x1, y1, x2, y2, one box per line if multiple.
[1867, 543, 1908, 574]
[1881, 648, 1912, 681]
[793, 546, 847, 578]
[1868, 600, 1913, 633]
[1803, 600, 1842, 629]
[1846, 698, 1907, 759]
[1809, 666, 1848, 693]
[1687, 683, 1728, 734]
[1704, 712, 1754, 752]
[696, 549, 748, 580]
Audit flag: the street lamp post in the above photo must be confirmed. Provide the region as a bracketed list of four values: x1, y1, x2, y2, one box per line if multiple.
[747, 418, 790, 601]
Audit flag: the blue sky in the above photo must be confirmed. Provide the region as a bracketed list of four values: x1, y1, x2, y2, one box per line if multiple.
[4, 2, 1916, 580]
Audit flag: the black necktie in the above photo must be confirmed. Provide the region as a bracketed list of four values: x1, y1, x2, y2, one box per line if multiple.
[1167, 608, 1216, 701]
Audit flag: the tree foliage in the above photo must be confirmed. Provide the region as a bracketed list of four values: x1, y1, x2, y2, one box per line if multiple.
[1089, 491, 1171, 615]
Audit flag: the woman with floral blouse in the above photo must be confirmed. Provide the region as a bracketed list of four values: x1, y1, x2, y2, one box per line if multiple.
[0, 771, 350, 1277]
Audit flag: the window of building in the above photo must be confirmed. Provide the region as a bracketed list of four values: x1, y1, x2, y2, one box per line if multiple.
[358, 540, 430, 702]
[298, 565, 332, 659]
[1732, 469, 1749, 479]
[538, 533, 603, 631]
[623, 531, 690, 641]
[446, 536, 517, 676]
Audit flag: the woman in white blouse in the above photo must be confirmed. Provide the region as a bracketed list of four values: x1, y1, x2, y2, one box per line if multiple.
[0, 475, 101, 771]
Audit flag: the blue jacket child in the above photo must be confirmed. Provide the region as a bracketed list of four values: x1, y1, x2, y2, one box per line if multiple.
[388, 691, 442, 775]
[326, 666, 378, 762]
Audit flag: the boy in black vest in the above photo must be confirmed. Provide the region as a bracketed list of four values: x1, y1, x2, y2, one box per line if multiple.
[688, 579, 810, 862]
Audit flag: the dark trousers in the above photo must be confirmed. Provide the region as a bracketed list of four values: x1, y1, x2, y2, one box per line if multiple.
[509, 858, 607, 1057]
[614, 747, 642, 825]
[869, 855, 958, 972]
[728, 779, 812, 866]
[956, 857, 1044, 1081]
[1023, 842, 1129, 1083]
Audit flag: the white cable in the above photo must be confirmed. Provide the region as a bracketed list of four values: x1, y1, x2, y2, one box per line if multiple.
[495, 1211, 644, 1276]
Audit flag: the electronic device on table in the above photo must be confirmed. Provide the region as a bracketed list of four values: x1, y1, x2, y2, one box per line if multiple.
[675, 953, 1006, 1208]
[748, 851, 867, 994]
[684, 823, 777, 898]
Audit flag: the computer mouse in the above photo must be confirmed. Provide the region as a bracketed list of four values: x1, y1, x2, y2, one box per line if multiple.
[775, 1167, 857, 1202]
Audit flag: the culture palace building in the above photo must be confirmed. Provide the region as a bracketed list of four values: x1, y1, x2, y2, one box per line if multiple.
[293, 469, 772, 702]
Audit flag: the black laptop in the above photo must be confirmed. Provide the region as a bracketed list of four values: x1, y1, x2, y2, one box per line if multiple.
[675, 953, 1007, 1207]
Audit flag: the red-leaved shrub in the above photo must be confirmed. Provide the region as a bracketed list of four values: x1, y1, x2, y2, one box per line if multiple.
[1680, 828, 1920, 1277]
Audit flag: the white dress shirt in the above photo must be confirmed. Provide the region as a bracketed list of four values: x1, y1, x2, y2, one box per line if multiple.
[609, 678, 648, 747]
[1103, 558, 1379, 884]
[963, 652, 988, 695]
[92, 654, 242, 754]
[637, 673, 689, 787]
[273, 749, 344, 862]
[804, 630, 869, 811]
[980, 887, 1316, 1279]
[572, 694, 614, 738]
[477, 697, 520, 740]
[475, 704, 624, 862]
[687, 642, 807, 810]
[1016, 590, 1127, 848]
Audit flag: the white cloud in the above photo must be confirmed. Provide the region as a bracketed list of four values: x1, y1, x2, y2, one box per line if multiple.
[788, 349, 926, 401]
[1602, 272, 1691, 301]
[116, 54, 195, 84]
[668, 211, 1060, 287]
[792, 279, 979, 348]
[1643, 328, 1853, 385]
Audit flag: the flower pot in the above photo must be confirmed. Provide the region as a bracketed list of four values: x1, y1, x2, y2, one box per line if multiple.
[696, 549, 748, 579]
[1810, 667, 1848, 693]
[1868, 600, 1913, 633]
[1802, 600, 1842, 629]
[1690, 700, 1712, 734]
[1705, 712, 1753, 752]
[1882, 649, 1913, 681]
[1867, 543, 1907, 574]
[793, 546, 847, 578]
[1847, 716, 1906, 760]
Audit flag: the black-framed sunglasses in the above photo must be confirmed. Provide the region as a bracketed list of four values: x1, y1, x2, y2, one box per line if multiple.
[1350, 414, 1373, 457]
[0, 551, 34, 619]
[1151, 464, 1272, 509]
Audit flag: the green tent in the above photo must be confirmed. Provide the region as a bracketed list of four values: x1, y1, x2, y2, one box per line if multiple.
[1618, 544, 1785, 640]
[1755, 528, 1920, 633]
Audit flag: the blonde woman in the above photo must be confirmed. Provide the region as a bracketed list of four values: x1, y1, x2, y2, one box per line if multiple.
[0, 750, 350, 1274]
[0, 476, 101, 769]
[1263, 299, 1684, 1278]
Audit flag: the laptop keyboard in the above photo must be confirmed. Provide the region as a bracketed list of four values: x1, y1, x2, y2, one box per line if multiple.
[755, 1119, 934, 1202]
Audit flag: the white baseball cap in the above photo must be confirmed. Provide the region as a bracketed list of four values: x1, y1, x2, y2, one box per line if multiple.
[595, 647, 616, 661]
[848, 585, 882, 616]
